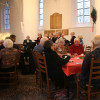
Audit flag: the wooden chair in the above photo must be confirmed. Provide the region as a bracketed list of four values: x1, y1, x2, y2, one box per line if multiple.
[84, 45, 92, 54]
[77, 55, 100, 100]
[33, 51, 41, 85]
[35, 52, 67, 100]
[0, 54, 19, 86]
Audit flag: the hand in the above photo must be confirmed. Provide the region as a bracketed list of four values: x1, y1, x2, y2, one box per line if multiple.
[74, 53, 78, 56]
[66, 53, 71, 57]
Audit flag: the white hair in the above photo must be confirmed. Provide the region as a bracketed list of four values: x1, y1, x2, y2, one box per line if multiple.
[92, 35, 100, 46]
[3, 39, 13, 48]
[55, 37, 65, 46]
[40, 37, 48, 45]
[74, 38, 79, 42]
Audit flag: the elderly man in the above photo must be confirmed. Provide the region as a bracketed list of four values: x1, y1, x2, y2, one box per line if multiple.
[69, 38, 84, 56]
[79, 35, 100, 88]
[33, 37, 48, 53]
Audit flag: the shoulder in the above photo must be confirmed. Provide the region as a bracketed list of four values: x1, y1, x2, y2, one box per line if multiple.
[70, 44, 74, 48]
[79, 44, 84, 47]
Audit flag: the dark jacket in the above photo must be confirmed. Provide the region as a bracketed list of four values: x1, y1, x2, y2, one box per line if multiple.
[80, 47, 100, 87]
[70, 36, 76, 45]
[44, 49, 70, 80]
[23, 39, 32, 51]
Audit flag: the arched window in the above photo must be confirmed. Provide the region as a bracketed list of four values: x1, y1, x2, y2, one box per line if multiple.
[4, 1, 10, 29]
[77, 0, 90, 23]
[39, 0, 43, 26]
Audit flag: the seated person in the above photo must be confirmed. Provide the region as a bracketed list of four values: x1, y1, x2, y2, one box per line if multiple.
[0, 40, 4, 50]
[79, 35, 100, 88]
[0, 39, 20, 71]
[48, 33, 53, 41]
[78, 35, 83, 45]
[33, 37, 48, 53]
[10, 34, 20, 50]
[52, 32, 57, 43]
[43, 40, 70, 88]
[69, 38, 84, 56]
[55, 37, 67, 54]
[69, 32, 76, 46]
[36, 33, 42, 45]
[23, 36, 32, 51]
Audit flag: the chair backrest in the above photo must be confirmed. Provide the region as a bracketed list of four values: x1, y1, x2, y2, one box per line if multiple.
[33, 51, 39, 69]
[88, 55, 100, 87]
[85, 45, 92, 54]
[36, 52, 48, 76]
[35, 52, 49, 84]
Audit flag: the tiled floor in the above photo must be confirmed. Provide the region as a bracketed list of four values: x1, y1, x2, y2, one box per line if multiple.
[0, 71, 100, 100]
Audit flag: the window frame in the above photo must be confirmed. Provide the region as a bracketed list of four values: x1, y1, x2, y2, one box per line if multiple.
[4, 1, 10, 30]
[77, 0, 90, 24]
[39, 0, 43, 27]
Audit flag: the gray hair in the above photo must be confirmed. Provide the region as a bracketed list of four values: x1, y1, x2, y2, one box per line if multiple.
[40, 37, 48, 46]
[3, 39, 13, 48]
[74, 38, 79, 42]
[92, 35, 100, 46]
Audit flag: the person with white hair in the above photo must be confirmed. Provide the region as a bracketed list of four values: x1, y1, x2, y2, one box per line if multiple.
[0, 39, 20, 69]
[55, 37, 67, 54]
[79, 35, 100, 88]
[23, 36, 32, 51]
[33, 37, 48, 53]
[69, 38, 84, 56]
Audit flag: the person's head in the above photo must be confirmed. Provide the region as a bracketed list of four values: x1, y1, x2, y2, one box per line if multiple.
[53, 32, 57, 38]
[92, 35, 100, 49]
[44, 33, 48, 38]
[61, 33, 64, 38]
[70, 32, 75, 37]
[10, 34, 16, 42]
[40, 37, 48, 46]
[3, 39, 13, 48]
[49, 33, 53, 38]
[44, 40, 55, 51]
[38, 33, 42, 38]
[26, 36, 30, 40]
[74, 38, 79, 46]
[78, 35, 83, 39]
[57, 32, 62, 38]
[57, 38, 65, 48]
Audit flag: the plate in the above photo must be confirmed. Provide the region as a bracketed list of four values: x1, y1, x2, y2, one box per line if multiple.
[76, 63, 81, 64]
[75, 57, 79, 59]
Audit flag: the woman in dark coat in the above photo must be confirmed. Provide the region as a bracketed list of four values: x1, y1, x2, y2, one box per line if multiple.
[43, 40, 70, 88]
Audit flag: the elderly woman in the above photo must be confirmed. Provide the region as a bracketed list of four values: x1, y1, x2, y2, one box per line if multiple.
[43, 40, 70, 88]
[69, 38, 84, 56]
[36, 33, 42, 45]
[55, 37, 67, 54]
[0, 39, 20, 71]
